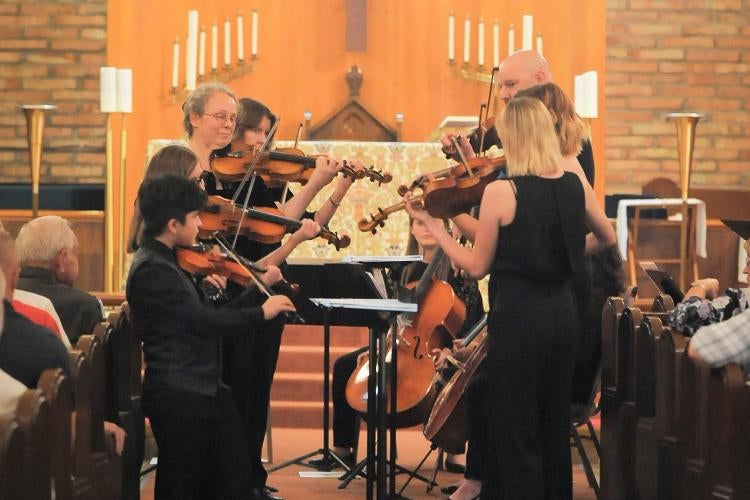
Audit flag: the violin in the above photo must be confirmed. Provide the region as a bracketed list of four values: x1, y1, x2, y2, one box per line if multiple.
[176, 240, 304, 322]
[358, 195, 423, 234]
[398, 154, 506, 219]
[200, 195, 351, 250]
[210, 143, 393, 186]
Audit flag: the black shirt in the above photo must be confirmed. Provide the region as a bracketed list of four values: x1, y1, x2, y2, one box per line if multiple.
[17, 266, 103, 345]
[126, 237, 266, 419]
[0, 300, 73, 389]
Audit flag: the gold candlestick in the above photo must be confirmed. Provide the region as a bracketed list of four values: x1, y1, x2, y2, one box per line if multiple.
[117, 113, 128, 291]
[105, 113, 115, 292]
[21, 104, 57, 217]
[666, 112, 702, 291]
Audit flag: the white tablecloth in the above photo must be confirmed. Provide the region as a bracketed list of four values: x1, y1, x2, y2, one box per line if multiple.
[616, 198, 707, 259]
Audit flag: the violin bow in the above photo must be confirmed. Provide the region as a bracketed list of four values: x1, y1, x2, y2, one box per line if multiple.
[279, 123, 305, 203]
[230, 117, 282, 248]
[450, 136, 474, 177]
[478, 66, 498, 156]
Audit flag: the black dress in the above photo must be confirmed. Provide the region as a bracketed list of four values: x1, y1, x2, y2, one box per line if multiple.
[481, 172, 585, 500]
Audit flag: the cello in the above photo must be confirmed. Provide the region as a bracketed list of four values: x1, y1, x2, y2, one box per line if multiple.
[345, 248, 466, 427]
[423, 315, 487, 454]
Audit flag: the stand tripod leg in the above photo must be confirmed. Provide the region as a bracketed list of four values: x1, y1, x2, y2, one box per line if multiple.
[338, 457, 368, 489]
[397, 444, 437, 497]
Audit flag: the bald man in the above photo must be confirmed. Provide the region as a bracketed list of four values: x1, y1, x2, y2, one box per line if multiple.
[441, 50, 595, 185]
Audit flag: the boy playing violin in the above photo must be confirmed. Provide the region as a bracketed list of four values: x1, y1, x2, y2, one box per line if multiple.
[126, 174, 295, 500]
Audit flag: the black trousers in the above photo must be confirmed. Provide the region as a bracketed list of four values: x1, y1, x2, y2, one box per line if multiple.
[148, 388, 252, 500]
[481, 278, 577, 500]
[464, 362, 489, 481]
[225, 319, 284, 489]
[331, 346, 367, 449]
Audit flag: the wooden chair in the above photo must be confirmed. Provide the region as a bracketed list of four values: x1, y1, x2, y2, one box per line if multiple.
[0, 415, 24, 499]
[678, 345, 711, 499]
[15, 388, 52, 500]
[38, 368, 73, 500]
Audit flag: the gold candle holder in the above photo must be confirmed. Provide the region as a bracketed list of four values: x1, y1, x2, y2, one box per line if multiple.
[117, 113, 128, 291]
[666, 111, 702, 291]
[104, 112, 115, 292]
[21, 104, 57, 217]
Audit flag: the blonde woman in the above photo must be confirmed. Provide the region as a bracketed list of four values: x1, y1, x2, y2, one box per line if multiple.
[406, 97, 614, 499]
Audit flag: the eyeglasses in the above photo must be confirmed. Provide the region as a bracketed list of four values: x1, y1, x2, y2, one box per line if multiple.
[203, 112, 237, 125]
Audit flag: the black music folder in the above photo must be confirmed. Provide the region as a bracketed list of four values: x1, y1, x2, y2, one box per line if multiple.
[640, 261, 684, 303]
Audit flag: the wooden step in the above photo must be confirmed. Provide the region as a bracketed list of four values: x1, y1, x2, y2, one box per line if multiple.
[281, 325, 370, 348]
[275, 345, 358, 373]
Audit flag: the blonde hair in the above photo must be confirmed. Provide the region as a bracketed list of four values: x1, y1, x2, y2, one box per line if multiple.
[515, 83, 586, 156]
[15, 215, 75, 265]
[182, 82, 237, 137]
[496, 97, 563, 177]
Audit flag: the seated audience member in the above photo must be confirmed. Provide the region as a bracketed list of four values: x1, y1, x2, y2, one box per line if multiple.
[0, 272, 27, 420]
[14, 215, 104, 344]
[0, 229, 65, 343]
[688, 307, 750, 371]
[669, 240, 750, 336]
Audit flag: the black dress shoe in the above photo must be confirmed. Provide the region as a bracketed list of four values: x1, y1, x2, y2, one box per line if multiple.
[264, 485, 278, 493]
[441, 484, 459, 495]
[444, 460, 466, 474]
[307, 452, 355, 471]
[249, 487, 284, 500]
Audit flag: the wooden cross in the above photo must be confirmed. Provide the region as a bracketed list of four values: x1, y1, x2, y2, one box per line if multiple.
[346, 0, 367, 52]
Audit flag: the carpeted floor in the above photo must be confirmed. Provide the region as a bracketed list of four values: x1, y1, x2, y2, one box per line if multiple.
[140, 424, 600, 499]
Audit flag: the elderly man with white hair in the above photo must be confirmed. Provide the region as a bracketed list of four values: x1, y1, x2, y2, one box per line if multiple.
[15, 215, 103, 344]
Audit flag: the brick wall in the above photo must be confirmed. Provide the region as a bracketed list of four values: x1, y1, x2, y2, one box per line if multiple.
[0, 0, 106, 184]
[606, 0, 750, 194]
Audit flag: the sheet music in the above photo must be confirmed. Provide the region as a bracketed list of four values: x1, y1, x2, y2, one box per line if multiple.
[366, 269, 388, 299]
[340, 255, 423, 264]
[310, 298, 418, 313]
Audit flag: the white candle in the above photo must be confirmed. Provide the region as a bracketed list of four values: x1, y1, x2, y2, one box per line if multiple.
[448, 12, 455, 62]
[186, 10, 198, 91]
[582, 70, 599, 118]
[251, 9, 258, 57]
[477, 19, 485, 67]
[574, 74, 584, 117]
[493, 20, 499, 68]
[224, 17, 231, 66]
[100, 66, 117, 112]
[237, 14, 244, 61]
[536, 32, 543, 55]
[463, 16, 470, 64]
[522, 15, 533, 50]
[211, 22, 218, 71]
[116, 68, 132, 113]
[198, 27, 206, 77]
[508, 24, 515, 55]
[171, 40, 180, 89]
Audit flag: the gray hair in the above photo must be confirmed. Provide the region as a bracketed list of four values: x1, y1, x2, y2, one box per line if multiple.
[182, 82, 237, 137]
[16, 215, 75, 265]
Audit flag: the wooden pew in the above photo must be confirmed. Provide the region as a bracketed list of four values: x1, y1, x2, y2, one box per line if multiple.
[707, 364, 750, 499]
[69, 346, 95, 500]
[15, 388, 52, 500]
[0, 414, 24, 499]
[655, 327, 688, 499]
[79, 330, 121, 500]
[38, 368, 73, 500]
[598, 296, 626, 499]
[104, 304, 144, 500]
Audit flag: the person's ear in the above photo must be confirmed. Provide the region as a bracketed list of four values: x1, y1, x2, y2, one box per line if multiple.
[189, 112, 202, 129]
[165, 218, 180, 234]
[55, 248, 67, 273]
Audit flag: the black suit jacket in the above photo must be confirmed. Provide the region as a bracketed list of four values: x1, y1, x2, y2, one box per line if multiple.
[17, 267, 103, 345]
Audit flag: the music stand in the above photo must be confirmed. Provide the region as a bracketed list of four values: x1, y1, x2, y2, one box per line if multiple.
[267, 261, 395, 477]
